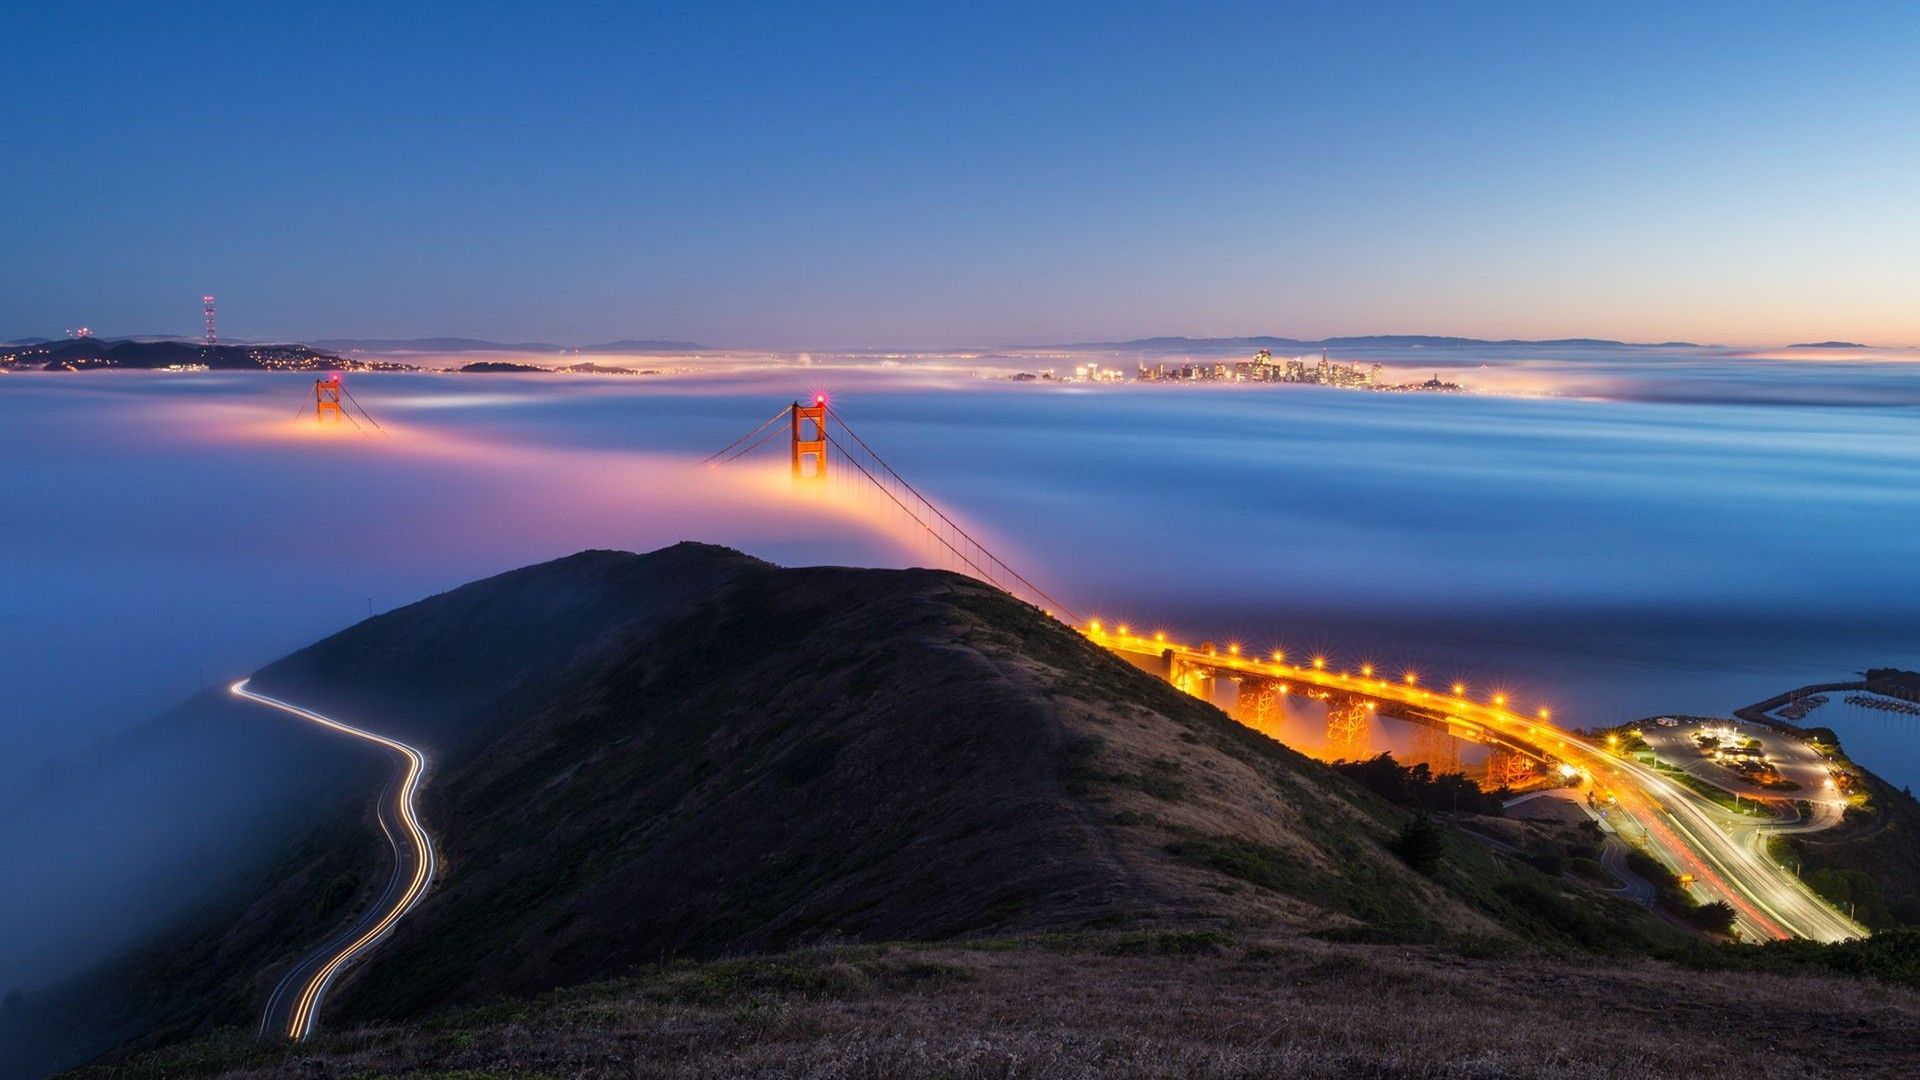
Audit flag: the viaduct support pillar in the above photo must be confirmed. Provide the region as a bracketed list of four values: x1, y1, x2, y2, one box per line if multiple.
[1325, 695, 1372, 761]
[1485, 748, 1534, 790]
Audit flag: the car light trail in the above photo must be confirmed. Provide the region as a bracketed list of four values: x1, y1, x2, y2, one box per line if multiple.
[230, 678, 436, 1041]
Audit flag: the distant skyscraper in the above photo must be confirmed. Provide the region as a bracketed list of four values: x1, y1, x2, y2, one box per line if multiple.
[202, 295, 217, 346]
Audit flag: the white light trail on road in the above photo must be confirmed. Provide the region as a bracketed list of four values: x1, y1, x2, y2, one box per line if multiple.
[230, 679, 436, 1041]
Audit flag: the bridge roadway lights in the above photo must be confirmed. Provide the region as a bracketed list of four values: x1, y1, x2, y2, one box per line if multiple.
[791, 399, 827, 482]
[1105, 635, 1568, 774]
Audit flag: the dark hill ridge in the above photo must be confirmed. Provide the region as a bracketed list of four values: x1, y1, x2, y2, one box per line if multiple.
[239, 544, 1669, 1020]
[14, 544, 1685, 1075]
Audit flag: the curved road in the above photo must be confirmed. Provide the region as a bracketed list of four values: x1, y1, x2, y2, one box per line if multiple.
[230, 679, 436, 1042]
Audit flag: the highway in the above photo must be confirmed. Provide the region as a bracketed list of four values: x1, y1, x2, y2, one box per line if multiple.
[230, 679, 436, 1042]
[1089, 628, 1864, 943]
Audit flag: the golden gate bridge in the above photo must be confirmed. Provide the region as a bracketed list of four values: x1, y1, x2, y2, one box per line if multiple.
[706, 397, 1559, 784]
[706, 395, 1082, 626]
[297, 372, 388, 436]
[708, 399, 1880, 941]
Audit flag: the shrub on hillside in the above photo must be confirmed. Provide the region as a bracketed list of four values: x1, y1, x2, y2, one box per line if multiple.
[1391, 815, 1445, 876]
[1333, 753, 1507, 815]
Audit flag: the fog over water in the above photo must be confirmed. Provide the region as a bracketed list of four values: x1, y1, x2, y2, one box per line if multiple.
[3, 344, 1918, 995]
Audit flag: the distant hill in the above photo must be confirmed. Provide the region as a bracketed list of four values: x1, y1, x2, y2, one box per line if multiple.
[455, 360, 548, 373]
[1037, 334, 1705, 352]
[1787, 341, 1869, 349]
[0, 337, 408, 372]
[556, 361, 657, 375]
[314, 337, 711, 354]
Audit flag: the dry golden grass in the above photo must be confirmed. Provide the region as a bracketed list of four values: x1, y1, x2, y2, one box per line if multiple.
[84, 935, 1920, 1079]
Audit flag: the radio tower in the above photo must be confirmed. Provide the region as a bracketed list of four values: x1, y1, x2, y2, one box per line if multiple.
[202, 295, 217, 347]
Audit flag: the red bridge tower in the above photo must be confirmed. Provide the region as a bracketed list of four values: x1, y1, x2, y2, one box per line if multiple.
[315, 374, 344, 422]
[791, 396, 827, 481]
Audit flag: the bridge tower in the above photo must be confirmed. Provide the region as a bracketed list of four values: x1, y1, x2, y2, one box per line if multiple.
[791, 396, 827, 481]
[1325, 696, 1372, 761]
[315, 375, 343, 422]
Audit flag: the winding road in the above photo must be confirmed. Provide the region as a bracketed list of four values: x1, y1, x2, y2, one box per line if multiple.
[230, 679, 436, 1042]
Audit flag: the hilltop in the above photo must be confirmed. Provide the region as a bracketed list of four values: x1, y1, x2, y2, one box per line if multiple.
[17, 545, 1920, 1077]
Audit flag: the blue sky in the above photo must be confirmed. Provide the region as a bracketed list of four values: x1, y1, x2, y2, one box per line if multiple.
[4, 2, 1918, 347]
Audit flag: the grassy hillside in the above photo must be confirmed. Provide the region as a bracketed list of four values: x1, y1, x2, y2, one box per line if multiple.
[1, 546, 769, 1076]
[325, 546, 1689, 1021]
[69, 935, 1920, 1079]
[36, 544, 1699, 1072]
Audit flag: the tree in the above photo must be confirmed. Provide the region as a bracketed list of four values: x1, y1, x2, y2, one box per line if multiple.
[1689, 901, 1737, 935]
[1391, 814, 1445, 876]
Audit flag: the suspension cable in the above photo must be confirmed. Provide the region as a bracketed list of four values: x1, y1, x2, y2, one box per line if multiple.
[825, 434, 1023, 595]
[704, 405, 792, 465]
[826, 407, 1081, 622]
[719, 422, 786, 463]
[341, 385, 389, 436]
[704, 402, 1082, 624]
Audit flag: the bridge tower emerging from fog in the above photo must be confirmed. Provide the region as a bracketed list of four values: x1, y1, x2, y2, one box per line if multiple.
[791, 396, 827, 481]
[315, 375, 344, 422]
